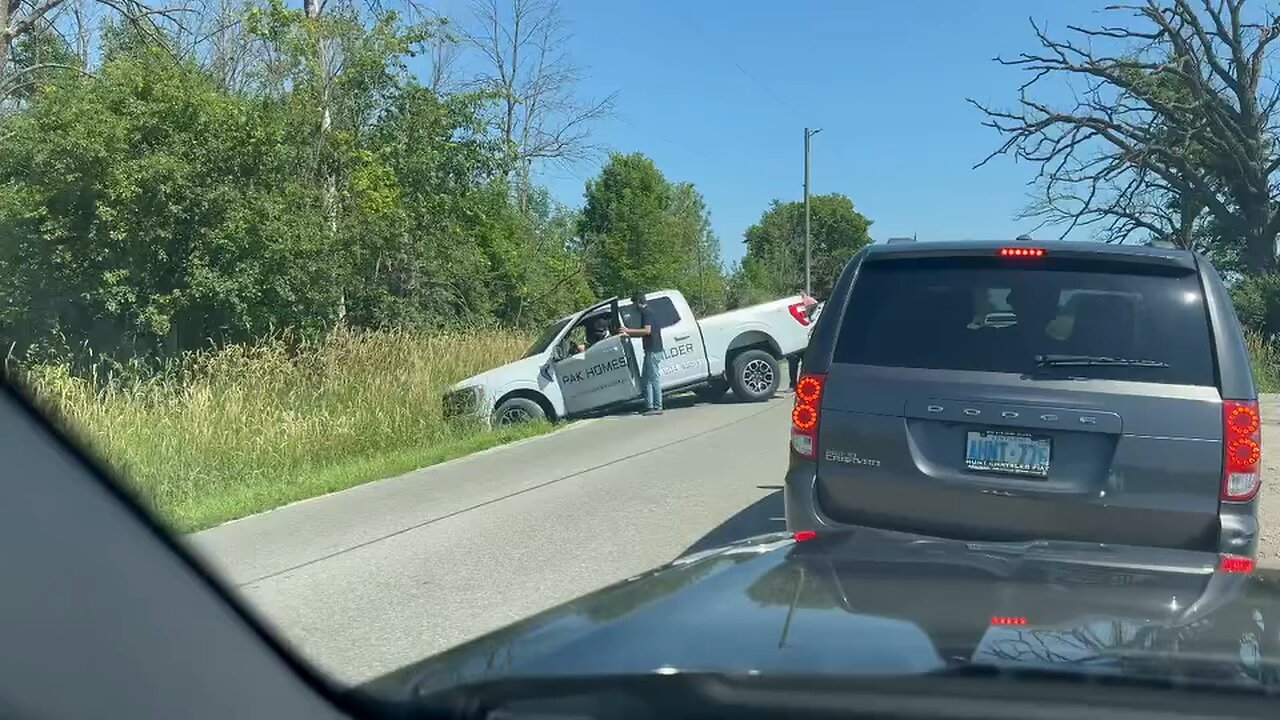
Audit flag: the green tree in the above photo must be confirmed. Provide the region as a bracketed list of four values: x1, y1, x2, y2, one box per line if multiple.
[663, 181, 726, 314]
[0, 11, 520, 359]
[580, 151, 682, 297]
[1, 23, 83, 102]
[0, 41, 337, 358]
[0, 0, 622, 363]
[349, 85, 511, 328]
[738, 193, 872, 300]
[726, 256, 781, 309]
[579, 153, 726, 309]
[0, 0, 179, 102]
[508, 187, 596, 324]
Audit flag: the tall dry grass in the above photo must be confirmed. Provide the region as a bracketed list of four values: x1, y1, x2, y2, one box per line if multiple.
[16, 327, 545, 532]
[1246, 330, 1280, 393]
[21, 324, 1275, 532]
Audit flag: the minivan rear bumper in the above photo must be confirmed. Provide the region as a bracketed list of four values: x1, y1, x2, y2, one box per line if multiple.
[1220, 502, 1260, 557]
[783, 461, 837, 531]
[785, 461, 1259, 559]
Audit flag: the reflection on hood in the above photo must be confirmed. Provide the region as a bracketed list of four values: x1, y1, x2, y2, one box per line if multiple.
[363, 530, 1280, 702]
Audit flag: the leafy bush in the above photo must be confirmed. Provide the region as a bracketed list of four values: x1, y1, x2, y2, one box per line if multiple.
[1246, 331, 1280, 393]
[1230, 273, 1280, 337]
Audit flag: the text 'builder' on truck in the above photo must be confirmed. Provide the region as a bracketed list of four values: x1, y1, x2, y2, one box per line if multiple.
[443, 290, 819, 425]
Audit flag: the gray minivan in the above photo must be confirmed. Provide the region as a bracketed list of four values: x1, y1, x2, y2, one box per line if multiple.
[785, 240, 1262, 560]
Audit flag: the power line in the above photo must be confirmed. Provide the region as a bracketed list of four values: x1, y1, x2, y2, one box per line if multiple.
[614, 116, 719, 164]
[726, 57, 803, 122]
[673, 12, 803, 122]
[672, 12, 866, 186]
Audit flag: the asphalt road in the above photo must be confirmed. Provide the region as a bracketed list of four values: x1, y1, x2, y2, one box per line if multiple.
[188, 393, 793, 686]
[189, 392, 1280, 687]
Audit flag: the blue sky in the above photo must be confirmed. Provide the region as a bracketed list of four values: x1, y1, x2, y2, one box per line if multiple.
[441, 1, 1115, 265]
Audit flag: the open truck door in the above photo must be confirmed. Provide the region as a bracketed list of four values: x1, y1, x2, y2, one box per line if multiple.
[550, 298, 643, 416]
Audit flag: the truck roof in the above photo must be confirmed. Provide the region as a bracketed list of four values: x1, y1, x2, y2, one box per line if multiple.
[552, 290, 686, 324]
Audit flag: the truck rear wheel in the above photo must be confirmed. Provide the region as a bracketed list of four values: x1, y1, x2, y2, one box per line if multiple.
[729, 349, 779, 402]
[492, 396, 546, 426]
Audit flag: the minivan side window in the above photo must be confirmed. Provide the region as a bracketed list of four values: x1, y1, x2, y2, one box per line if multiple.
[832, 257, 1216, 386]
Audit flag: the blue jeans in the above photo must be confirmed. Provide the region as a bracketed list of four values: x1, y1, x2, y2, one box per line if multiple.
[642, 351, 663, 411]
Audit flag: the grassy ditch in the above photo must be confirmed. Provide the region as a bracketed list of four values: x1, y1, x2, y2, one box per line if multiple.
[16, 328, 549, 532]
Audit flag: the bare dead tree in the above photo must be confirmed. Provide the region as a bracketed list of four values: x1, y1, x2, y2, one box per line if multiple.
[970, 0, 1280, 272]
[425, 23, 460, 93]
[199, 0, 254, 91]
[69, 0, 90, 65]
[466, 0, 615, 209]
[1, 0, 192, 99]
[1020, 159, 1214, 249]
[299, 0, 346, 323]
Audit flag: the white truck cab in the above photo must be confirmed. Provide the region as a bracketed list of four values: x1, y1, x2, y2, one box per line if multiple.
[444, 290, 817, 425]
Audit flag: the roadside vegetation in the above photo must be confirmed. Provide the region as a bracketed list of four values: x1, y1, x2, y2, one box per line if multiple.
[1247, 334, 1280, 393]
[18, 312, 1280, 534]
[0, 0, 874, 532]
[5, 0, 1280, 530]
[13, 329, 548, 532]
[1232, 275, 1280, 392]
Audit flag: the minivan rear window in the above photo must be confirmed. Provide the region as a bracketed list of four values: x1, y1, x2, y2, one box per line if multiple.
[833, 256, 1216, 386]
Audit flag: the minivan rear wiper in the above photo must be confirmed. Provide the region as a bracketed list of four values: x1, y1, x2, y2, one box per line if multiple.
[1034, 353, 1169, 368]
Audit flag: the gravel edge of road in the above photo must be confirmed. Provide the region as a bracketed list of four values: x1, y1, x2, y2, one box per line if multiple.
[1255, 395, 1280, 567]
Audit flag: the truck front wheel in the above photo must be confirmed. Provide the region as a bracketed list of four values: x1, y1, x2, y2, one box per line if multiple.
[729, 349, 780, 402]
[492, 396, 546, 426]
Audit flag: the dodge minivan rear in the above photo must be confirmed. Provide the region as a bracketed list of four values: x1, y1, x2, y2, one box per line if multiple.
[785, 241, 1260, 558]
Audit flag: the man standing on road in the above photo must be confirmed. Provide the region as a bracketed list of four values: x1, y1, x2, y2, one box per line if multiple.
[618, 291, 664, 416]
[787, 293, 820, 392]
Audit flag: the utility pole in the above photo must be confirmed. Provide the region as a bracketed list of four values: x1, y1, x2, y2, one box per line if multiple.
[696, 231, 705, 314]
[803, 127, 822, 296]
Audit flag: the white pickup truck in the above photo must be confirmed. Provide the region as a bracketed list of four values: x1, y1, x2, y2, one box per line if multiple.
[444, 290, 818, 425]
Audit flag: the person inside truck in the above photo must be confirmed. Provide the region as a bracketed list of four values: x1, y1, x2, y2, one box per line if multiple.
[585, 315, 611, 349]
[565, 314, 612, 355]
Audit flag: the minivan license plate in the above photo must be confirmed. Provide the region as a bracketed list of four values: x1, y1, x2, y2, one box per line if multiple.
[964, 431, 1051, 478]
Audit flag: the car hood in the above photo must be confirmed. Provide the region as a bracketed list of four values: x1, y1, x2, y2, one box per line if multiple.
[363, 528, 1280, 700]
[450, 353, 552, 394]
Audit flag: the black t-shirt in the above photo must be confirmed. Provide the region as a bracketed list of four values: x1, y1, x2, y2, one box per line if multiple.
[639, 305, 664, 353]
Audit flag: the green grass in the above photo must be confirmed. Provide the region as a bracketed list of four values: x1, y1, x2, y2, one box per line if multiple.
[16, 328, 552, 532]
[1247, 331, 1280, 393]
[31, 323, 1272, 534]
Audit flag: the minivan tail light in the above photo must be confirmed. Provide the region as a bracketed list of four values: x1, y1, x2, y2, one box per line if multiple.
[791, 373, 826, 458]
[1222, 399, 1262, 501]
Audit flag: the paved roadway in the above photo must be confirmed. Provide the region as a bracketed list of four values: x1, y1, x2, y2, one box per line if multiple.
[188, 393, 794, 686]
[189, 392, 1280, 687]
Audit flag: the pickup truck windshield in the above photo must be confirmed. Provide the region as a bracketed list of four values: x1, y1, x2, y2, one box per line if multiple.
[524, 317, 573, 358]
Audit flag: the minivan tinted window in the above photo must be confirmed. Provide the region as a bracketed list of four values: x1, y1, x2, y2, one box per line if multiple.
[833, 256, 1216, 386]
